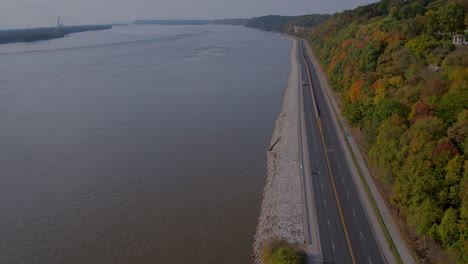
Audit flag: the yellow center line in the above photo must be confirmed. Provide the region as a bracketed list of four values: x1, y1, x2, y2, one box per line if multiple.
[300, 40, 357, 264]
[317, 117, 357, 264]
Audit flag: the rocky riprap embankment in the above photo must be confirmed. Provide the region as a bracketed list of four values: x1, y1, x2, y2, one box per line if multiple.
[252, 38, 304, 263]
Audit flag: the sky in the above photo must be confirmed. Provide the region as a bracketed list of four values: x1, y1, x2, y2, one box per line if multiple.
[1, 0, 379, 29]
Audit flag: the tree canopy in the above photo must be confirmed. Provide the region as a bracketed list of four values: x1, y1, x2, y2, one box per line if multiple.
[302, 0, 467, 261]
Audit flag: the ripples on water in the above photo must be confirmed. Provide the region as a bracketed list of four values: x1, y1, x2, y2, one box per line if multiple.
[0, 25, 291, 264]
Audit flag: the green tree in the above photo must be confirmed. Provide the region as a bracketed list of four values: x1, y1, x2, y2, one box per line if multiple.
[446, 155, 464, 185]
[456, 194, 468, 263]
[423, 10, 441, 33]
[437, 86, 468, 125]
[405, 35, 438, 61]
[427, 0, 445, 12]
[438, 2, 466, 34]
[442, 155, 465, 209]
[398, 2, 426, 19]
[360, 42, 386, 72]
[372, 98, 406, 130]
[438, 207, 460, 245]
[370, 114, 407, 181]
[409, 116, 446, 141]
[261, 240, 306, 264]
[407, 199, 443, 236]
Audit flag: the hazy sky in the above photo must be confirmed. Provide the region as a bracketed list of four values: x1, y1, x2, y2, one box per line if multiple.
[1, 0, 379, 29]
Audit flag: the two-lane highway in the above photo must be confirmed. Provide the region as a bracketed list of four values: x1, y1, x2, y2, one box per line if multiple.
[297, 39, 387, 264]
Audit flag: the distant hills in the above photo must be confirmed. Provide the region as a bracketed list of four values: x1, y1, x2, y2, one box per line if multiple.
[132, 14, 331, 32]
[244, 14, 331, 33]
[133, 19, 248, 26]
[133, 20, 213, 25]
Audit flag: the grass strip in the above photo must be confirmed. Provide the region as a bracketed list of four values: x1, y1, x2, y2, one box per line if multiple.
[345, 140, 403, 264]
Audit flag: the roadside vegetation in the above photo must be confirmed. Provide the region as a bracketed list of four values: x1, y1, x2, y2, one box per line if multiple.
[295, 0, 467, 262]
[261, 239, 306, 264]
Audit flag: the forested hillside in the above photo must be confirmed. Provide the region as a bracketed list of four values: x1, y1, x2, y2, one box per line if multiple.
[300, 0, 467, 262]
[245, 14, 331, 32]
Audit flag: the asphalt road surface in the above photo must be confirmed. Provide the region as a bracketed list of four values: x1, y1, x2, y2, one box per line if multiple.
[297, 39, 387, 264]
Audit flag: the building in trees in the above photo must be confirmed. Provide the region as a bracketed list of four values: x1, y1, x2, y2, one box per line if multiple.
[452, 34, 466, 45]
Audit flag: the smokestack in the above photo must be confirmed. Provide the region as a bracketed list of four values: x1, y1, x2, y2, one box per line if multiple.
[57, 11, 63, 27]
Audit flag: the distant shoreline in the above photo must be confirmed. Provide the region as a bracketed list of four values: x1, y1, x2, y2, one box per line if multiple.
[132, 19, 248, 26]
[0, 25, 112, 44]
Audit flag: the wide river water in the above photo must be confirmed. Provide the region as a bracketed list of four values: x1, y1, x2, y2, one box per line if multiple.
[0, 25, 291, 263]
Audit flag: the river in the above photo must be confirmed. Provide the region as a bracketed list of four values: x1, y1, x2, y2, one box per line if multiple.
[0, 25, 291, 264]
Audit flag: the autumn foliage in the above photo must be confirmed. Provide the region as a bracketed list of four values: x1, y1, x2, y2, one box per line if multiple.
[302, 0, 468, 262]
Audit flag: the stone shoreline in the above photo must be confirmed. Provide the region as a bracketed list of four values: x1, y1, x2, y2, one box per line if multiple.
[252, 38, 304, 263]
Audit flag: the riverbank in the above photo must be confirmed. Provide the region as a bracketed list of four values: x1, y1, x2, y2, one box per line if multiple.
[253, 38, 304, 262]
[0, 25, 112, 44]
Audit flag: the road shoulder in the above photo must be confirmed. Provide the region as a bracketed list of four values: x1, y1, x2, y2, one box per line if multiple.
[303, 40, 416, 264]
